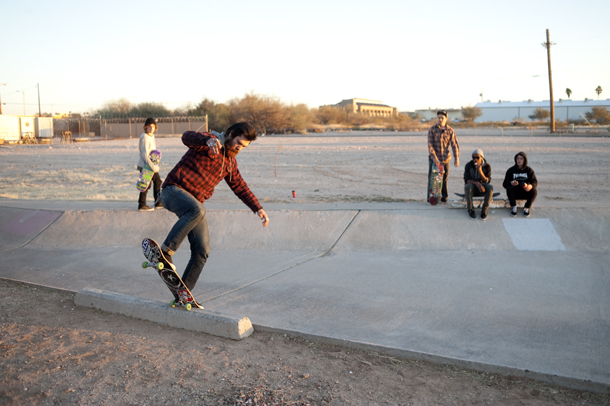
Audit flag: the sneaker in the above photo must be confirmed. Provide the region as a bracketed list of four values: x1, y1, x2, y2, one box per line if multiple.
[523, 208, 531, 217]
[510, 206, 517, 217]
[161, 250, 176, 271]
[480, 210, 488, 220]
[154, 202, 164, 209]
[138, 205, 154, 212]
[468, 209, 476, 219]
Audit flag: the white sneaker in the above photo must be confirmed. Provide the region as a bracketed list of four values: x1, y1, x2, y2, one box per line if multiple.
[510, 206, 517, 217]
[523, 208, 531, 217]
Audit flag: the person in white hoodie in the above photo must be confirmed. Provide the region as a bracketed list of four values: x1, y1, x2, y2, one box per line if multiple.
[137, 117, 162, 211]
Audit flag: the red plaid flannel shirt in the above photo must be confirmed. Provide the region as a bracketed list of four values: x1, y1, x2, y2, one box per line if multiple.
[162, 131, 262, 213]
[428, 124, 460, 164]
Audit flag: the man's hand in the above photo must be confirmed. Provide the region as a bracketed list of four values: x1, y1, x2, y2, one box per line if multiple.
[454, 157, 460, 168]
[207, 137, 222, 155]
[435, 160, 443, 173]
[511, 180, 519, 187]
[476, 182, 485, 194]
[523, 183, 533, 192]
[257, 209, 269, 228]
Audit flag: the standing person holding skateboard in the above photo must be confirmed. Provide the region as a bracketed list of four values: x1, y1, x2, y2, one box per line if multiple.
[158, 122, 269, 294]
[137, 117, 163, 211]
[427, 110, 460, 203]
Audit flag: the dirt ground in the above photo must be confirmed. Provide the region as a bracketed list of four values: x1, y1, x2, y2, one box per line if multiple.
[1, 280, 608, 406]
[0, 132, 609, 206]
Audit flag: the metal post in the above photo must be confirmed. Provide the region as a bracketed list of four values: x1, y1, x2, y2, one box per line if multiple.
[0, 83, 6, 115]
[37, 83, 41, 117]
[544, 29, 556, 133]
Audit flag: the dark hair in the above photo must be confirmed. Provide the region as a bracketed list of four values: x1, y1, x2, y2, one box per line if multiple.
[226, 122, 258, 142]
[144, 117, 157, 128]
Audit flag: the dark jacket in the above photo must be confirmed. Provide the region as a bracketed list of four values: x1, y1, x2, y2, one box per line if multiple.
[502, 152, 537, 189]
[464, 159, 491, 184]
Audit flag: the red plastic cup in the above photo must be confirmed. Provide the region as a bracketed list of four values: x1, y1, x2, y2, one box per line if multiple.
[292, 190, 296, 198]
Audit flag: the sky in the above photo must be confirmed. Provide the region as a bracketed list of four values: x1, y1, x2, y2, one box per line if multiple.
[1, 0, 609, 116]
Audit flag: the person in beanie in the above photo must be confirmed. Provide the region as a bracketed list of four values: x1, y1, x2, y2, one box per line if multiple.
[158, 122, 269, 295]
[427, 110, 460, 203]
[503, 151, 538, 217]
[463, 148, 493, 220]
[137, 117, 163, 211]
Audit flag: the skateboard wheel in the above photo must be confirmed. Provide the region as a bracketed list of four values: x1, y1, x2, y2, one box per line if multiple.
[185, 304, 192, 311]
[170, 300, 176, 308]
[142, 261, 148, 269]
[157, 262, 164, 271]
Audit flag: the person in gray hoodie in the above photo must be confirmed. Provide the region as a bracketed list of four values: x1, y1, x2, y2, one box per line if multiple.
[463, 148, 493, 220]
[502, 151, 538, 217]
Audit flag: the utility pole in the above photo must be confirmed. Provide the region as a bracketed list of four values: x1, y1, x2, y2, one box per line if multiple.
[0, 83, 6, 115]
[543, 29, 555, 133]
[37, 83, 41, 117]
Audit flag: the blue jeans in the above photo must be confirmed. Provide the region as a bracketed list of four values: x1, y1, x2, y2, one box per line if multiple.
[161, 185, 210, 291]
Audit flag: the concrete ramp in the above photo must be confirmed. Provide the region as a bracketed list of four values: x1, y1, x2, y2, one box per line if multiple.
[0, 207, 62, 251]
[1, 203, 609, 393]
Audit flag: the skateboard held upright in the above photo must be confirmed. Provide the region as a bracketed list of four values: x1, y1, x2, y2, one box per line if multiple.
[141, 238, 203, 310]
[136, 150, 162, 192]
[428, 162, 443, 205]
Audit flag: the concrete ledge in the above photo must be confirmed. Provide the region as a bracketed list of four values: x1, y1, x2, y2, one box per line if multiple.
[74, 288, 253, 340]
[449, 199, 507, 209]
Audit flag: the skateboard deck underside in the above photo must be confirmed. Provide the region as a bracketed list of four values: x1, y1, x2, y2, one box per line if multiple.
[137, 166, 154, 192]
[428, 164, 443, 205]
[142, 238, 202, 309]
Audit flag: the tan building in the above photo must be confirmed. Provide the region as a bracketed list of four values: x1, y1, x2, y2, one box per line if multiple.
[333, 98, 398, 117]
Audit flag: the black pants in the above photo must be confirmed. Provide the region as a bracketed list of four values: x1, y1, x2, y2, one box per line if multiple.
[138, 171, 162, 207]
[505, 185, 537, 208]
[428, 157, 450, 201]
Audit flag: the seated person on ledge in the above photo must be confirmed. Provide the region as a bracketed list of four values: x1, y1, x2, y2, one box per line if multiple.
[503, 151, 538, 217]
[464, 149, 493, 220]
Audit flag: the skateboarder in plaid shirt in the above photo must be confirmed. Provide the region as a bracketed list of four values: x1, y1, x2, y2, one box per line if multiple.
[158, 122, 269, 292]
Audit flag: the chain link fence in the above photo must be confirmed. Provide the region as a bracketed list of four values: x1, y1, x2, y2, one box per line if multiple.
[52, 116, 208, 140]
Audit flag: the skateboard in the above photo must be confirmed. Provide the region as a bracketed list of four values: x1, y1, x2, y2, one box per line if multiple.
[428, 162, 443, 205]
[136, 150, 162, 192]
[455, 192, 500, 198]
[141, 238, 203, 310]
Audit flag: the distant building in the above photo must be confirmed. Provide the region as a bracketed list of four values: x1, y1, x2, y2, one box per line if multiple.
[330, 98, 397, 117]
[413, 108, 462, 121]
[474, 99, 610, 122]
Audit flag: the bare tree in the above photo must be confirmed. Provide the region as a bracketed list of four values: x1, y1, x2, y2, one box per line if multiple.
[529, 107, 550, 121]
[461, 106, 483, 123]
[229, 93, 289, 134]
[585, 106, 610, 124]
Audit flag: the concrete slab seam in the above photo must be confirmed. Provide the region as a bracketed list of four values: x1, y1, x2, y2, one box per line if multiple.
[16, 210, 66, 249]
[202, 211, 361, 304]
[253, 324, 610, 395]
[321, 210, 360, 256]
[74, 288, 253, 340]
[202, 251, 327, 303]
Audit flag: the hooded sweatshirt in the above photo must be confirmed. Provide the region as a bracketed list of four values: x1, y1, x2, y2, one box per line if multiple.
[502, 152, 537, 189]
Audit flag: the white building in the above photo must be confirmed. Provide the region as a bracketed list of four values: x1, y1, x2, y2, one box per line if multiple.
[474, 99, 610, 123]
